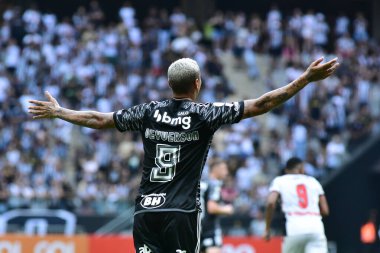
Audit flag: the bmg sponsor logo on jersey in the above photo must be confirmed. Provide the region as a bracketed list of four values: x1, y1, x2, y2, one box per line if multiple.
[153, 110, 191, 129]
[140, 193, 166, 209]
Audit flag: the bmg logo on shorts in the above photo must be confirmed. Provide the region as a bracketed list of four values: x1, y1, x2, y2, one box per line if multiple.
[140, 193, 166, 209]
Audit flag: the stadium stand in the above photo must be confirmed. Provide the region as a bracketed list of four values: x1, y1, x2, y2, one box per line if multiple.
[0, 2, 379, 236]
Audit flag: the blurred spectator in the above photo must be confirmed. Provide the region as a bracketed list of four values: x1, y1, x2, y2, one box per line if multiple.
[313, 13, 329, 48]
[119, 2, 135, 29]
[354, 12, 369, 43]
[326, 135, 346, 170]
[348, 104, 373, 150]
[335, 13, 350, 37]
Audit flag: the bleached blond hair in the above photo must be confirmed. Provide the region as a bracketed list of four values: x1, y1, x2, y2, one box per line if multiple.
[167, 58, 200, 94]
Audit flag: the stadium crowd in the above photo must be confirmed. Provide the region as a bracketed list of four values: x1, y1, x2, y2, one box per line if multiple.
[0, 2, 379, 235]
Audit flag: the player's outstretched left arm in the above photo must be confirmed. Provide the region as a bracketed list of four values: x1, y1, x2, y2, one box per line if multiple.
[242, 57, 339, 119]
[264, 191, 280, 241]
[28, 91, 115, 129]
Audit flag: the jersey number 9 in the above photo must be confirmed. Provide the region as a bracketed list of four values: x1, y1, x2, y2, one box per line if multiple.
[296, 184, 308, 208]
[150, 144, 181, 182]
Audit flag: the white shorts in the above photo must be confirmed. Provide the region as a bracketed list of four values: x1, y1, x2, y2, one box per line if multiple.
[283, 233, 327, 253]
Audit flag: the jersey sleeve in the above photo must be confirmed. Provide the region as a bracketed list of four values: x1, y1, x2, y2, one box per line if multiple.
[113, 103, 150, 132]
[269, 177, 281, 193]
[202, 101, 244, 131]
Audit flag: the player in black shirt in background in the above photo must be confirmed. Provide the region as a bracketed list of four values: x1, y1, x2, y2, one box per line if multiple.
[200, 160, 233, 253]
[29, 57, 339, 253]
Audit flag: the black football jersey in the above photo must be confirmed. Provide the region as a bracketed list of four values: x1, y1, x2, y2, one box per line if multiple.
[113, 98, 244, 215]
[200, 179, 223, 234]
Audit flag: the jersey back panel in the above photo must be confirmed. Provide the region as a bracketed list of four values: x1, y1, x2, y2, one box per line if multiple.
[114, 99, 244, 214]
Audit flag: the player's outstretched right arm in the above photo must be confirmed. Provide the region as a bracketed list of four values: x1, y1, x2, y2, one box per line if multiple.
[242, 57, 339, 119]
[28, 91, 115, 129]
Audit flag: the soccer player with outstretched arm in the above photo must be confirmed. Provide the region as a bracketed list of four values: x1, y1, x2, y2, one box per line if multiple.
[264, 157, 330, 253]
[29, 57, 338, 253]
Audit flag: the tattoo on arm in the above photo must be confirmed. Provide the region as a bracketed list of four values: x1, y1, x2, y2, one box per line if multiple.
[255, 92, 289, 111]
[243, 75, 308, 118]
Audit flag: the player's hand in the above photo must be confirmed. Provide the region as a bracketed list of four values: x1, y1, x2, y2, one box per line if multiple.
[303, 57, 340, 83]
[263, 230, 271, 241]
[28, 91, 61, 119]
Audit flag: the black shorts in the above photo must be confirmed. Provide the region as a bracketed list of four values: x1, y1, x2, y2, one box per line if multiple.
[200, 228, 223, 250]
[133, 211, 201, 253]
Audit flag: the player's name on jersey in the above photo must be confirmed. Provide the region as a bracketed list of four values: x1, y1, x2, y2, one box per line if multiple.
[145, 128, 199, 142]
